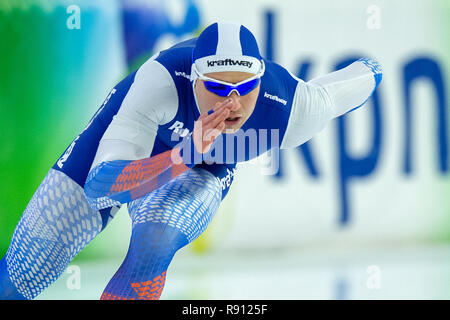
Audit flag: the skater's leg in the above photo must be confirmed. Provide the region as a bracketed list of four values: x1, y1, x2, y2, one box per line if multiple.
[100, 167, 223, 300]
[0, 168, 119, 300]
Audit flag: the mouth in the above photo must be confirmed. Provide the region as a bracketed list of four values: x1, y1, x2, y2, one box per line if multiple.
[225, 115, 242, 126]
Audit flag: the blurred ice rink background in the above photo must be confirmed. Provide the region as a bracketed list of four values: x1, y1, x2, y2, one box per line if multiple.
[1, 0, 449, 299]
[38, 245, 450, 299]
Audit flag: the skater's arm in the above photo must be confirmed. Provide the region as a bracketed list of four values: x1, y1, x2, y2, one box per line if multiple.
[84, 59, 180, 209]
[280, 58, 382, 149]
[91, 59, 178, 169]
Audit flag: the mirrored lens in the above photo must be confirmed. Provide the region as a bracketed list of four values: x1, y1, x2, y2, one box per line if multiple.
[236, 78, 260, 95]
[203, 78, 260, 97]
[203, 81, 231, 96]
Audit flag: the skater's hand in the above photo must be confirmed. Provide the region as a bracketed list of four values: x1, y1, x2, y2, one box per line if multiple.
[192, 98, 235, 154]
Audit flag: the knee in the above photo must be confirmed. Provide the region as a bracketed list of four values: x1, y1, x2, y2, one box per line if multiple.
[128, 168, 222, 245]
[129, 221, 189, 262]
[0, 257, 28, 300]
[101, 169, 222, 301]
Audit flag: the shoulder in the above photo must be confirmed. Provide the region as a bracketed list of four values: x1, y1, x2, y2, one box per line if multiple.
[119, 53, 182, 125]
[258, 59, 299, 111]
[155, 38, 197, 79]
[134, 37, 197, 94]
[134, 54, 175, 91]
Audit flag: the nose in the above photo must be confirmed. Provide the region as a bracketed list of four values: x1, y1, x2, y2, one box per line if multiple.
[228, 91, 240, 103]
[227, 91, 241, 110]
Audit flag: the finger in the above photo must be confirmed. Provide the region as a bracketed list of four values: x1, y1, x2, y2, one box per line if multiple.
[197, 112, 208, 123]
[204, 108, 230, 131]
[202, 102, 232, 127]
[213, 98, 233, 113]
[196, 108, 216, 128]
[214, 121, 226, 135]
[203, 98, 233, 119]
[195, 99, 233, 134]
[204, 113, 228, 142]
[200, 121, 226, 154]
[204, 119, 226, 142]
[204, 127, 222, 142]
[196, 102, 221, 122]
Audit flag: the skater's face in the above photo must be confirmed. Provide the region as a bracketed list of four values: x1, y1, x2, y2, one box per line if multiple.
[194, 71, 260, 134]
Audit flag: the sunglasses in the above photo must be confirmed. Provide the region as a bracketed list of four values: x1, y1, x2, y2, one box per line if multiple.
[192, 60, 265, 97]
